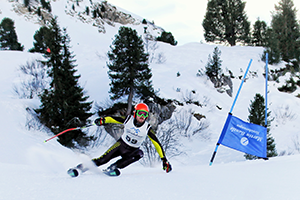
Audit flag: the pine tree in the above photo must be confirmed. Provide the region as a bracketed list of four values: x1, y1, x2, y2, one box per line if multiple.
[23, 0, 30, 7]
[261, 27, 281, 64]
[35, 17, 93, 148]
[29, 26, 51, 53]
[0, 17, 24, 51]
[251, 19, 267, 46]
[271, 0, 300, 64]
[205, 46, 222, 78]
[245, 93, 277, 159]
[107, 26, 155, 114]
[202, 0, 250, 46]
[40, 0, 51, 12]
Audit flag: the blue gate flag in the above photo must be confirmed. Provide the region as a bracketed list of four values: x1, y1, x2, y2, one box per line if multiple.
[209, 58, 268, 166]
[218, 113, 267, 158]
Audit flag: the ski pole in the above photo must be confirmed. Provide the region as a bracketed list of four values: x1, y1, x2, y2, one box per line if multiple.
[44, 123, 95, 143]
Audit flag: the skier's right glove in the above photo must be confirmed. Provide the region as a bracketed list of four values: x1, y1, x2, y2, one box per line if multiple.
[162, 157, 172, 173]
[94, 117, 105, 126]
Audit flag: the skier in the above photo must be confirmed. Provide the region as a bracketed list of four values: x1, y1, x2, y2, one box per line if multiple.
[68, 103, 172, 177]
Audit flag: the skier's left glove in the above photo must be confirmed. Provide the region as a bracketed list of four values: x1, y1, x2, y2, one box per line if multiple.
[94, 117, 105, 126]
[161, 157, 172, 173]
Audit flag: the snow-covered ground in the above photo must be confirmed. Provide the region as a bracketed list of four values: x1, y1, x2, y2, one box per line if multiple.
[1, 1, 300, 199]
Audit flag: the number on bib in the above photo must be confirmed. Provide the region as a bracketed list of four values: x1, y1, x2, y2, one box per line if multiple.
[126, 135, 138, 144]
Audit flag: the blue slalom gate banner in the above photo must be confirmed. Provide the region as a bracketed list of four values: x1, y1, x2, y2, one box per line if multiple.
[209, 57, 269, 165]
[218, 113, 267, 158]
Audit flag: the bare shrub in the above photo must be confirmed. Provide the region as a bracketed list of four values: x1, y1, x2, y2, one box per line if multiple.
[140, 119, 183, 167]
[143, 33, 166, 64]
[293, 134, 300, 153]
[25, 107, 50, 132]
[175, 109, 193, 138]
[140, 109, 210, 166]
[181, 90, 198, 104]
[85, 126, 108, 150]
[156, 52, 166, 64]
[192, 120, 210, 140]
[274, 105, 297, 125]
[174, 109, 209, 139]
[13, 60, 49, 99]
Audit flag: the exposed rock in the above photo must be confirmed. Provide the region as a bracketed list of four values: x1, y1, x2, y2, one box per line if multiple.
[193, 113, 206, 121]
[147, 102, 176, 131]
[210, 74, 233, 97]
[9, 0, 139, 31]
[10, 1, 53, 26]
[65, 0, 140, 33]
[97, 1, 139, 25]
[8, 0, 163, 40]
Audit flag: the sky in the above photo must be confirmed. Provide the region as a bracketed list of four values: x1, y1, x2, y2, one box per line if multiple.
[108, 0, 300, 45]
[2, 0, 300, 199]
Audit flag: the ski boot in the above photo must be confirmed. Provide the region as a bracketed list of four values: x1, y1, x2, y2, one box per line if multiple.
[103, 163, 120, 176]
[67, 163, 89, 178]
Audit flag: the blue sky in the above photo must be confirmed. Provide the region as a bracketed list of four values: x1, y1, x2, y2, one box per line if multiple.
[108, 0, 300, 45]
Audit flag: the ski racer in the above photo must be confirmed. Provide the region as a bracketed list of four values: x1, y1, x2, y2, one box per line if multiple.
[68, 103, 172, 177]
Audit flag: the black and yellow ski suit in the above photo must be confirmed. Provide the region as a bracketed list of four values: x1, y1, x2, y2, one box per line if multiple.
[92, 115, 167, 169]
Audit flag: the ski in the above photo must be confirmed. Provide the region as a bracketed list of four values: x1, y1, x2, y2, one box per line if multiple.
[67, 163, 121, 177]
[67, 168, 79, 177]
[102, 168, 121, 177]
[67, 163, 88, 178]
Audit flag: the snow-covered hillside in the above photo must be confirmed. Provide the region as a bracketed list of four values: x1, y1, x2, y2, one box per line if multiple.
[1, 0, 300, 199]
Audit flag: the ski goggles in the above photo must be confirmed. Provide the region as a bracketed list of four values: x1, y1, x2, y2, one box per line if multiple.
[136, 110, 149, 118]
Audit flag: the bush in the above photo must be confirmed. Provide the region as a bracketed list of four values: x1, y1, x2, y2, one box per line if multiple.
[142, 19, 147, 24]
[156, 31, 177, 46]
[278, 77, 297, 93]
[13, 60, 48, 99]
[205, 46, 222, 79]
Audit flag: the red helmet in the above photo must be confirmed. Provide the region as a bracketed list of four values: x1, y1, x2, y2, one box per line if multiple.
[134, 103, 149, 119]
[135, 103, 149, 112]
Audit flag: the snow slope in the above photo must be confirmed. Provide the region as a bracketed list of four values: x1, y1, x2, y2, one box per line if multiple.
[1, 1, 300, 199]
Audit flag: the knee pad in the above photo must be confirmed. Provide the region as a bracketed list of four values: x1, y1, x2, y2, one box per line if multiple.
[129, 149, 143, 161]
[136, 149, 144, 159]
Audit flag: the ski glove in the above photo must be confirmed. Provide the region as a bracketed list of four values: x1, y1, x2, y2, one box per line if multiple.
[94, 117, 105, 126]
[162, 157, 172, 173]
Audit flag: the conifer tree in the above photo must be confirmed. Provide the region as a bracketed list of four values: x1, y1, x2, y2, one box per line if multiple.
[40, 0, 51, 12]
[29, 26, 51, 53]
[156, 31, 177, 46]
[35, 17, 93, 148]
[205, 46, 222, 79]
[202, 0, 250, 46]
[261, 27, 281, 64]
[245, 93, 277, 160]
[107, 26, 155, 114]
[23, 0, 30, 7]
[271, 0, 300, 64]
[0, 17, 24, 51]
[251, 19, 267, 46]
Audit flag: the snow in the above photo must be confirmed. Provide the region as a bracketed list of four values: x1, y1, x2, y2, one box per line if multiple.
[1, 1, 300, 199]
